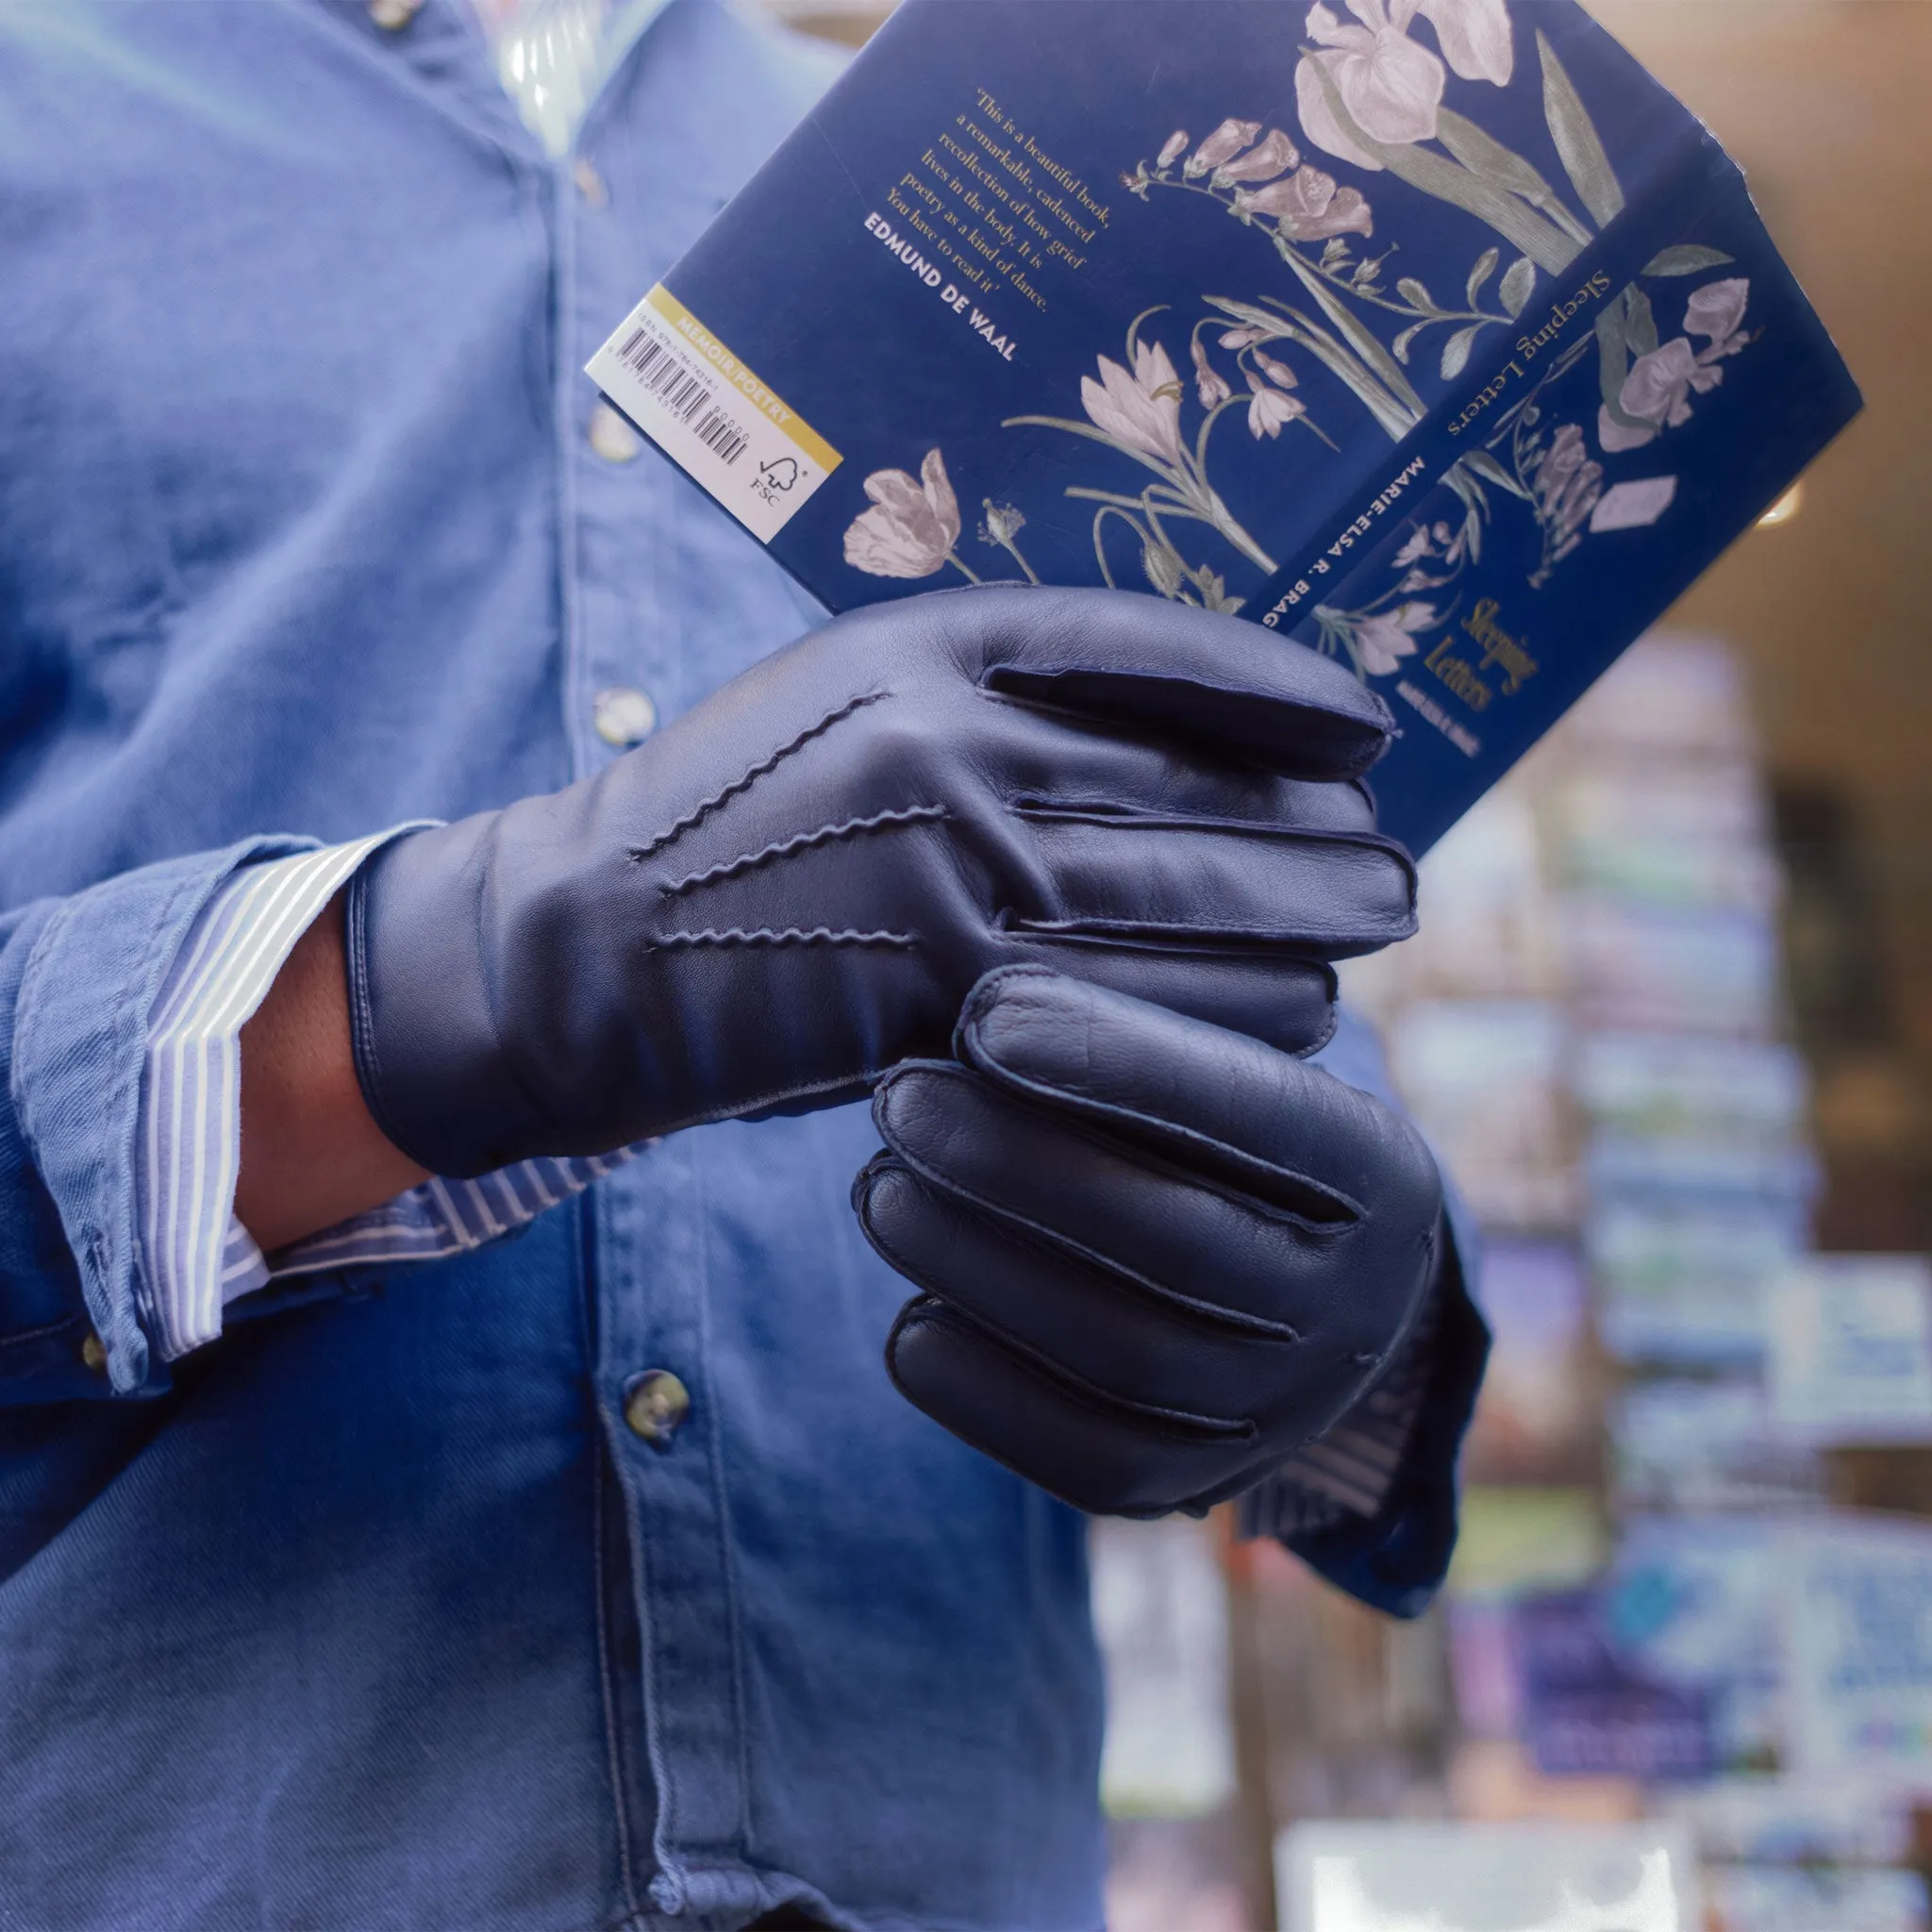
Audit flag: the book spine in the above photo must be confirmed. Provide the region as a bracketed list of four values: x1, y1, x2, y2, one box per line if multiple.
[1245, 135, 1741, 633]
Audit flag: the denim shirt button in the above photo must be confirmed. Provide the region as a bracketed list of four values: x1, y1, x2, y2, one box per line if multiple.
[623, 1370, 690, 1446]
[572, 158, 609, 208]
[593, 685, 657, 747]
[588, 401, 641, 464]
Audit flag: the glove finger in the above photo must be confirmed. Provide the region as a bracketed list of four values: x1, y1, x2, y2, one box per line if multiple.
[855, 1155, 1377, 1434]
[958, 966, 1443, 1224]
[989, 941, 1340, 1059]
[984, 696, 1382, 837]
[947, 585, 1394, 782]
[1011, 812, 1415, 957]
[872, 1060, 1419, 1361]
[886, 1293, 1256, 1518]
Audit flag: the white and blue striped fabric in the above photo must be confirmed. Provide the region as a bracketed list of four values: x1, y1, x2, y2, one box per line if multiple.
[140, 841, 631, 1361]
[1242, 1291, 1441, 1537]
[140, 840, 1415, 1520]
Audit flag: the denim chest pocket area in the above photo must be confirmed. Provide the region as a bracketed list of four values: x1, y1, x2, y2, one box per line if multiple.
[0, 391, 185, 790]
[669, 477, 831, 697]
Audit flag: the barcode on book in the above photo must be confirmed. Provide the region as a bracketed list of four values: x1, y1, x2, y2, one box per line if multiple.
[587, 284, 840, 544]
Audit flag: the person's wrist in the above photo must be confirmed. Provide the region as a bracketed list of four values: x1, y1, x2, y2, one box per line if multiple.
[235, 888, 431, 1253]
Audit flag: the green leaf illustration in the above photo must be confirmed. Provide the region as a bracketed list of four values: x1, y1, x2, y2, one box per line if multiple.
[1623, 284, 1658, 358]
[1391, 322, 1424, 365]
[1466, 247, 1500, 306]
[1641, 244, 1737, 277]
[1281, 252, 1429, 422]
[1594, 302, 1649, 431]
[1457, 448, 1529, 501]
[1396, 275, 1438, 315]
[1440, 324, 1482, 381]
[1539, 30, 1625, 229]
[1500, 256, 1536, 318]
[1436, 110, 1591, 245]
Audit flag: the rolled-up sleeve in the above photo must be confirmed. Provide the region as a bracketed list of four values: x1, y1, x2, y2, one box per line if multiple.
[3, 832, 643, 1406]
[143, 843, 637, 1364]
[2, 838, 313, 1400]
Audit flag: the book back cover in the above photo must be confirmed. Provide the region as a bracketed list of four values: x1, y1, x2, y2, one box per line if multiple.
[590, 0, 1860, 853]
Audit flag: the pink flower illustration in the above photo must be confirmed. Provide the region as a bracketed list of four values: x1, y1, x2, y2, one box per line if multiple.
[1295, 0, 1513, 171]
[1191, 338, 1232, 409]
[1597, 281, 1753, 453]
[1212, 127, 1301, 187]
[1683, 276, 1750, 357]
[1185, 118, 1263, 178]
[1253, 348, 1298, 389]
[842, 448, 961, 578]
[1244, 370, 1307, 439]
[1417, 0, 1513, 86]
[1597, 338, 1724, 453]
[1354, 601, 1437, 674]
[1392, 525, 1437, 568]
[1157, 129, 1190, 170]
[1234, 166, 1374, 240]
[1081, 339, 1187, 467]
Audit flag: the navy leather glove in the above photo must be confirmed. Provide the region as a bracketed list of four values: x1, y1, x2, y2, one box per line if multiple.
[346, 586, 1415, 1176]
[855, 967, 1445, 1517]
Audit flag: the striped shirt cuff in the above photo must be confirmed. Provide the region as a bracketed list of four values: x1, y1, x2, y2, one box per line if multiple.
[1240, 1282, 1442, 1535]
[141, 840, 637, 1360]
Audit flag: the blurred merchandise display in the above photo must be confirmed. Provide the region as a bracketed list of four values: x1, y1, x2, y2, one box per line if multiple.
[1274, 1820, 1700, 1931]
[1782, 1515, 1932, 1784]
[1091, 1516, 1237, 1821]
[1610, 1378, 1821, 1514]
[1766, 1256, 1932, 1446]
[1460, 1244, 1599, 1488]
[1702, 1865, 1930, 1932]
[1386, 1001, 1576, 1230]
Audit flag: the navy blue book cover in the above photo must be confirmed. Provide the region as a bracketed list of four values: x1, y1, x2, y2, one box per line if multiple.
[588, 0, 1859, 854]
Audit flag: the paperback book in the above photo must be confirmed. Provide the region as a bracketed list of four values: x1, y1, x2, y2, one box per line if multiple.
[588, 0, 1859, 852]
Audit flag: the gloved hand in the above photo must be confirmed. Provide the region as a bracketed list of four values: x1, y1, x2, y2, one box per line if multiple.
[346, 586, 1416, 1177]
[854, 967, 1444, 1517]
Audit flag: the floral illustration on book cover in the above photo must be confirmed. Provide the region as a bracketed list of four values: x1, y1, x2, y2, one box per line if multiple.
[839, 0, 1756, 690]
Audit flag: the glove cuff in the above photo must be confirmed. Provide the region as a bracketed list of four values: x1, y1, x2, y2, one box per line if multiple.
[344, 820, 558, 1178]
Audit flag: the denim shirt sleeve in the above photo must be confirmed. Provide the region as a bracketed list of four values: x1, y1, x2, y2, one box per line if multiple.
[1, 838, 317, 1401]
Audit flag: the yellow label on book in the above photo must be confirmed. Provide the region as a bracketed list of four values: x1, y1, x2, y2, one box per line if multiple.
[585, 284, 840, 543]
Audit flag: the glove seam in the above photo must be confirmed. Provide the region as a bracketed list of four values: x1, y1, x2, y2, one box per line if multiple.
[653, 802, 949, 897]
[626, 690, 889, 861]
[863, 1103, 1324, 1337]
[888, 1296, 1257, 1444]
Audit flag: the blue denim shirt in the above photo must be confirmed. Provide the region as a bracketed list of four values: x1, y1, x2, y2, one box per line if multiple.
[0, 6, 1486, 1927]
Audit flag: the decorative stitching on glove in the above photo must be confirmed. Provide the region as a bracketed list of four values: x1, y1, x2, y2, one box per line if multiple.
[657, 804, 949, 897]
[648, 926, 918, 950]
[629, 691, 890, 860]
